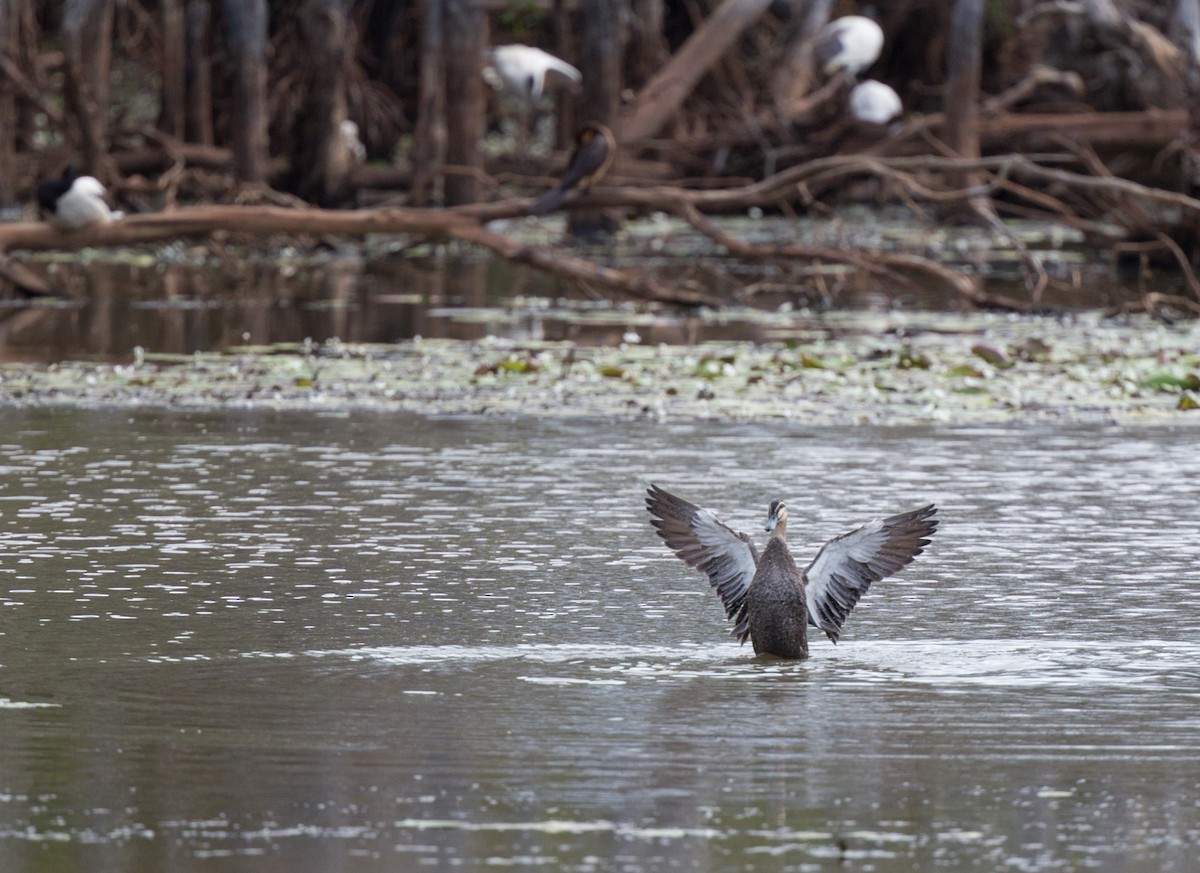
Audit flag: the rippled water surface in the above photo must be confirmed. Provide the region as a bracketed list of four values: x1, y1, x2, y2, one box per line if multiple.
[1, 410, 1197, 872]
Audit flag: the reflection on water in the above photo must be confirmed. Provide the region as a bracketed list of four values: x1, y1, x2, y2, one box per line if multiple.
[0, 244, 1149, 363]
[1, 410, 1198, 872]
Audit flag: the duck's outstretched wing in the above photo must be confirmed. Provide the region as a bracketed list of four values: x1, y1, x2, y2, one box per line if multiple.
[804, 504, 938, 643]
[645, 484, 758, 621]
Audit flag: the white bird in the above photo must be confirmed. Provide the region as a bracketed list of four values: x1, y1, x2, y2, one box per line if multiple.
[36, 167, 122, 230]
[848, 79, 902, 124]
[340, 119, 367, 164]
[815, 15, 884, 77]
[483, 44, 582, 106]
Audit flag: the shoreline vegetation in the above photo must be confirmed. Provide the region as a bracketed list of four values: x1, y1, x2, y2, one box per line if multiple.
[4, 311, 1198, 425]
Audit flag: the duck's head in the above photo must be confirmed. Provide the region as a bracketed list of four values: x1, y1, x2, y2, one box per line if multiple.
[764, 499, 788, 537]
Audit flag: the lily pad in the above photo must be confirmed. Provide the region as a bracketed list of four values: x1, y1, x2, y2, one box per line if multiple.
[498, 358, 541, 374]
[947, 364, 985, 378]
[1140, 371, 1200, 392]
[971, 343, 1011, 367]
[695, 357, 731, 379]
[896, 348, 931, 370]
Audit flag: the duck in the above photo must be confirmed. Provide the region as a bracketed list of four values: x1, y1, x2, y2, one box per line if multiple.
[645, 485, 937, 659]
[528, 121, 615, 216]
[36, 167, 122, 230]
[848, 79, 902, 124]
[815, 15, 884, 77]
[483, 44, 582, 108]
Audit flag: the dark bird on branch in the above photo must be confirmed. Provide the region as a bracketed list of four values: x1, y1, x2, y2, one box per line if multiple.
[646, 485, 938, 660]
[528, 121, 615, 216]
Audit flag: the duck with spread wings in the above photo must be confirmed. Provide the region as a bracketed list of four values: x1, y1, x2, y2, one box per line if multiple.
[646, 485, 937, 659]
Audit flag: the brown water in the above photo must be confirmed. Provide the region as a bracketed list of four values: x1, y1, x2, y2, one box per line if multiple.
[0, 245, 1147, 363]
[1, 410, 1197, 871]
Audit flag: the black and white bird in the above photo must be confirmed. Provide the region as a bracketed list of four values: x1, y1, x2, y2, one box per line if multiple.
[36, 167, 122, 230]
[483, 44, 582, 108]
[848, 79, 902, 124]
[815, 15, 884, 77]
[646, 485, 937, 660]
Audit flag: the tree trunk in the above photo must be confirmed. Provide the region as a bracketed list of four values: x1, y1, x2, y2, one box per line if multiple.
[1174, 0, 1200, 64]
[1176, 0, 1200, 255]
[443, 0, 485, 207]
[159, 0, 186, 139]
[290, 0, 354, 205]
[0, 0, 19, 206]
[62, 0, 115, 176]
[626, 0, 667, 90]
[567, 0, 626, 238]
[944, 0, 985, 200]
[770, 0, 834, 116]
[186, 0, 214, 145]
[619, 0, 773, 145]
[221, 0, 269, 183]
[411, 0, 445, 206]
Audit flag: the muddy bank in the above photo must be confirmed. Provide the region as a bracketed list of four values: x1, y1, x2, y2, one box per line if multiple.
[2, 311, 1198, 425]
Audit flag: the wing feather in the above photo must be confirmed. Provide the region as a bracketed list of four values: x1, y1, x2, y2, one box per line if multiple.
[804, 504, 937, 643]
[645, 484, 758, 621]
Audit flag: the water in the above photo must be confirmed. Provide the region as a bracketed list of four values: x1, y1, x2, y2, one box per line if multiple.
[1, 410, 1197, 871]
[0, 247, 1147, 363]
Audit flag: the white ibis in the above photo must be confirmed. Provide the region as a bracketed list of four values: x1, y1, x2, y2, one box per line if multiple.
[815, 15, 884, 77]
[483, 44, 581, 107]
[848, 79, 902, 124]
[36, 167, 122, 230]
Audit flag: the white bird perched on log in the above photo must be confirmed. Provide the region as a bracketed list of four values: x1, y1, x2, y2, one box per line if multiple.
[848, 79, 901, 124]
[815, 15, 884, 77]
[36, 167, 123, 230]
[483, 44, 582, 107]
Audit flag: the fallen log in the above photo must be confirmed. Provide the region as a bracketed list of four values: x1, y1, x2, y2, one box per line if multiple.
[0, 205, 718, 307]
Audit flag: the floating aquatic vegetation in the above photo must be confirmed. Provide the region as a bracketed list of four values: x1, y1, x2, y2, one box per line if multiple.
[0, 313, 1198, 426]
[695, 356, 733, 379]
[1140, 371, 1200, 392]
[971, 343, 1011, 368]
